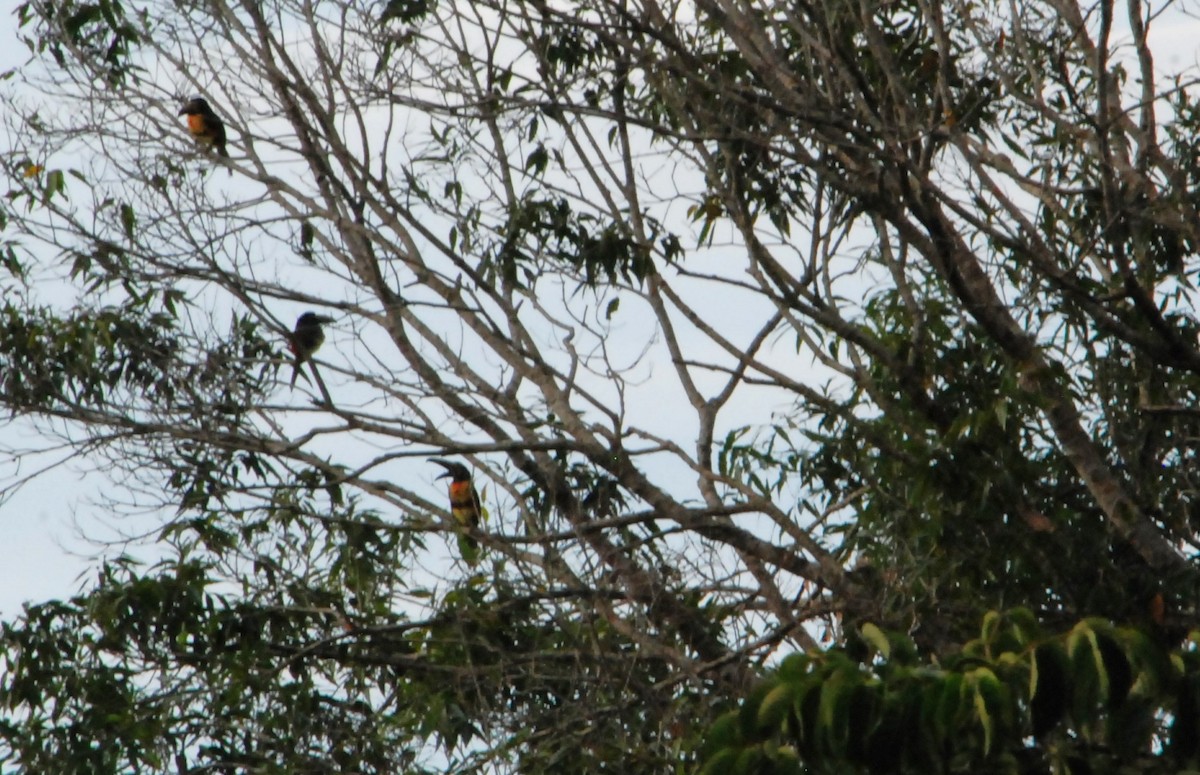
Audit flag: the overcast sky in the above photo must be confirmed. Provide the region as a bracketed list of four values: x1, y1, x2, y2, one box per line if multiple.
[3, 1, 1200, 621]
[0, 22, 99, 617]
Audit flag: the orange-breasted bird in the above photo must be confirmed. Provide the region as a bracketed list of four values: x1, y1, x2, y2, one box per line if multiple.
[429, 458, 482, 549]
[288, 312, 334, 388]
[178, 97, 229, 158]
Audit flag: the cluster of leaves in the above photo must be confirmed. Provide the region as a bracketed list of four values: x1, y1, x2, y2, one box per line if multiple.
[781, 280, 1195, 654]
[701, 609, 1200, 774]
[492, 196, 661, 288]
[0, 305, 279, 433]
[0, 555, 418, 773]
[15, 0, 145, 86]
[0, 496, 710, 773]
[0, 303, 179, 409]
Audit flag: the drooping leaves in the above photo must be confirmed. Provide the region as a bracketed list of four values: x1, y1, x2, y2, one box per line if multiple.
[705, 612, 1200, 774]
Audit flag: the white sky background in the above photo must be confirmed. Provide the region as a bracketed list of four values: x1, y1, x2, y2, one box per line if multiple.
[0, 0, 813, 620]
[2, 0, 1200, 622]
[0, 21, 103, 617]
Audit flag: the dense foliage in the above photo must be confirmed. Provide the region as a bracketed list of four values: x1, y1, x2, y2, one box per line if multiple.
[2, 0, 1200, 770]
[705, 611, 1200, 774]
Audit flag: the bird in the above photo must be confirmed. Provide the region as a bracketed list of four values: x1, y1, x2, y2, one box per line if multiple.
[429, 458, 482, 550]
[288, 312, 334, 388]
[178, 97, 229, 158]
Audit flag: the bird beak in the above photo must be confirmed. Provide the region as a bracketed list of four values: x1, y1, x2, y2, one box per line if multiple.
[428, 457, 452, 478]
[177, 107, 188, 116]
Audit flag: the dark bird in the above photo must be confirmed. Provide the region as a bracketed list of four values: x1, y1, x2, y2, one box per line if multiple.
[288, 312, 333, 388]
[178, 97, 229, 158]
[429, 458, 482, 549]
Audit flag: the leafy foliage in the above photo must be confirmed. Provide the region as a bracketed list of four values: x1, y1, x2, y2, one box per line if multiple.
[703, 611, 1198, 774]
[15, 0, 144, 86]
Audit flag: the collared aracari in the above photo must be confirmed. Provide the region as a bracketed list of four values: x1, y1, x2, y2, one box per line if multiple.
[288, 312, 334, 388]
[178, 97, 229, 158]
[429, 458, 482, 550]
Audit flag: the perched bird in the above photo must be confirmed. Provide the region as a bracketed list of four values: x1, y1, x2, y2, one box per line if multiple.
[429, 458, 482, 550]
[178, 97, 229, 158]
[288, 312, 334, 388]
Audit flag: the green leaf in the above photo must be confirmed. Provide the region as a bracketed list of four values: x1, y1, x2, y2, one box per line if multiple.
[756, 682, 796, 735]
[1004, 607, 1041, 646]
[768, 745, 803, 775]
[1068, 624, 1105, 723]
[44, 169, 66, 202]
[865, 690, 908, 770]
[1031, 642, 1069, 737]
[970, 667, 1004, 756]
[846, 682, 879, 752]
[699, 749, 739, 775]
[1122, 627, 1172, 698]
[817, 671, 853, 758]
[980, 610, 1002, 650]
[794, 675, 823, 750]
[739, 682, 775, 741]
[776, 653, 810, 683]
[933, 671, 965, 742]
[733, 746, 763, 775]
[1095, 632, 1132, 709]
[860, 622, 890, 660]
[993, 399, 1008, 430]
[119, 203, 136, 240]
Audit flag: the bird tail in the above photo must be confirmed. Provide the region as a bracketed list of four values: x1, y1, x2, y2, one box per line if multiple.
[457, 533, 480, 564]
[289, 358, 310, 388]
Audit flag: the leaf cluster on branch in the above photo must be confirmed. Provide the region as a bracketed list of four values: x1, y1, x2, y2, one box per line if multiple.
[703, 610, 1200, 774]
